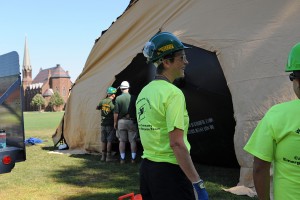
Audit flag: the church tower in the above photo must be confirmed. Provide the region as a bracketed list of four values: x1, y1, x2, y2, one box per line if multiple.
[22, 37, 32, 91]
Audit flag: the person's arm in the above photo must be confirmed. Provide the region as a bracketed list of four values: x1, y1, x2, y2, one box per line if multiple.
[114, 113, 118, 129]
[113, 98, 119, 129]
[169, 128, 200, 182]
[253, 156, 271, 200]
[170, 128, 209, 200]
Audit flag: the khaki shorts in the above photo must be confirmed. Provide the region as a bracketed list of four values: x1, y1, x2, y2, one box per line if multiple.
[116, 119, 137, 142]
[101, 125, 116, 143]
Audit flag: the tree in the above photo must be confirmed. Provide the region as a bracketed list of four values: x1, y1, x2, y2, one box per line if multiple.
[49, 91, 64, 111]
[30, 94, 45, 111]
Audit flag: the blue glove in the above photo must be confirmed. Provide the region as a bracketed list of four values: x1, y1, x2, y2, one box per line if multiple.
[192, 179, 209, 200]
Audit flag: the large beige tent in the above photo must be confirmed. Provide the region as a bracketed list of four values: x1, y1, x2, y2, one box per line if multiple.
[53, 0, 300, 188]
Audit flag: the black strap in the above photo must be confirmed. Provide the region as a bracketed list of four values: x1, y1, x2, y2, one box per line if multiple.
[154, 75, 171, 83]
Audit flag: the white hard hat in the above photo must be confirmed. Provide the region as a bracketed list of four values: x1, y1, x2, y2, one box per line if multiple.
[120, 81, 130, 89]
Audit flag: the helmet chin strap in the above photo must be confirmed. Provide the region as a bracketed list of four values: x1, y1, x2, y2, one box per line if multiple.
[154, 59, 163, 67]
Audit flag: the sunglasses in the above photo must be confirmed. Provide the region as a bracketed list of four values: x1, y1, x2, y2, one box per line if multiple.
[176, 54, 187, 62]
[165, 54, 188, 62]
[289, 73, 300, 81]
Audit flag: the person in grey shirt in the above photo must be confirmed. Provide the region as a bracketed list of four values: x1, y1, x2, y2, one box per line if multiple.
[114, 81, 138, 164]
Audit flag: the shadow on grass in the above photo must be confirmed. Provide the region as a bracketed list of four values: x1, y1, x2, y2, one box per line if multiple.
[40, 144, 255, 200]
[195, 163, 240, 186]
[41, 146, 56, 151]
[63, 192, 128, 200]
[41, 144, 141, 199]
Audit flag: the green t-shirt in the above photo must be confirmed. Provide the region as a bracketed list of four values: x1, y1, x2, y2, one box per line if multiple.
[98, 97, 114, 126]
[114, 93, 131, 118]
[244, 99, 300, 200]
[136, 80, 190, 165]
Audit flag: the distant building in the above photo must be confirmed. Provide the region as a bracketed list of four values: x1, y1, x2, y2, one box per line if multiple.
[22, 38, 72, 111]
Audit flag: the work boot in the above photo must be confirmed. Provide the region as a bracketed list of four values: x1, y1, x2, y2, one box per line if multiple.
[120, 159, 125, 164]
[101, 151, 106, 162]
[106, 152, 117, 162]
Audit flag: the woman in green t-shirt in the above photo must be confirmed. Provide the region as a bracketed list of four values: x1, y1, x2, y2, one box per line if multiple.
[136, 32, 209, 200]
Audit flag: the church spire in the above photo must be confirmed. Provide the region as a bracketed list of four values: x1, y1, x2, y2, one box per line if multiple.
[22, 37, 32, 89]
[23, 37, 32, 71]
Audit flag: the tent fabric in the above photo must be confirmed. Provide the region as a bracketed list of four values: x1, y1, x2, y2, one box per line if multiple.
[52, 0, 300, 188]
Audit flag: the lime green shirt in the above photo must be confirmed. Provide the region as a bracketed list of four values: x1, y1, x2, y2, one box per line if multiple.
[244, 99, 300, 200]
[136, 80, 190, 165]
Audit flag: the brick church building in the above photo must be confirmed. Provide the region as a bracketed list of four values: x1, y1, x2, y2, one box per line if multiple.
[22, 38, 73, 111]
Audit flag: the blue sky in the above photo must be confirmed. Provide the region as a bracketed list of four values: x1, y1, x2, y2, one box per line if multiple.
[0, 1, 130, 82]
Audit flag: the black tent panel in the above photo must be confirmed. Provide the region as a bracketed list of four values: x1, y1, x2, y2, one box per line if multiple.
[184, 45, 230, 96]
[180, 44, 238, 167]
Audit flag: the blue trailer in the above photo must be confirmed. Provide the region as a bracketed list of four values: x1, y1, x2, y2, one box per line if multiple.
[0, 51, 26, 174]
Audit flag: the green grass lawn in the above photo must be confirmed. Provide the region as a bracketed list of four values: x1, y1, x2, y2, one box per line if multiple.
[0, 112, 257, 200]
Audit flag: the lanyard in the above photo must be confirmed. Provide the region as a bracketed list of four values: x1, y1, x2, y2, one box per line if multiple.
[154, 75, 171, 83]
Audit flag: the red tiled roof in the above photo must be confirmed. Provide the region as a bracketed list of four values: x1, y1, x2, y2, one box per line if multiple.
[32, 64, 70, 84]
